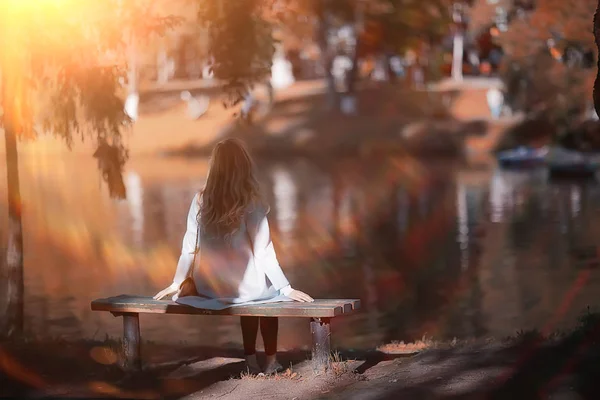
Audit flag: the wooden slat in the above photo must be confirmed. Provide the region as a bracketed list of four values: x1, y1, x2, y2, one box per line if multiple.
[313, 299, 361, 311]
[91, 295, 360, 318]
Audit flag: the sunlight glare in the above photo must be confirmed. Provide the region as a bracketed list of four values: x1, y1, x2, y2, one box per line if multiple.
[1, 0, 77, 22]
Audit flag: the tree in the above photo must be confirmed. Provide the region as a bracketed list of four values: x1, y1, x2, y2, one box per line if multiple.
[197, 0, 277, 108]
[366, 0, 453, 84]
[121, 0, 191, 120]
[496, 0, 597, 129]
[193, 0, 454, 113]
[0, 0, 179, 337]
[197, 0, 455, 114]
[271, 0, 453, 108]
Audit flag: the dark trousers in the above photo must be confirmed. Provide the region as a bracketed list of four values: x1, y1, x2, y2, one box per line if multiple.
[240, 316, 279, 356]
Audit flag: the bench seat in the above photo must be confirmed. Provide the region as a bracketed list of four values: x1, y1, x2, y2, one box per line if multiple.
[91, 295, 360, 371]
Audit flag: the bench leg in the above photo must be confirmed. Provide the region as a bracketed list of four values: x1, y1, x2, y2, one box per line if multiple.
[310, 317, 331, 371]
[122, 313, 141, 371]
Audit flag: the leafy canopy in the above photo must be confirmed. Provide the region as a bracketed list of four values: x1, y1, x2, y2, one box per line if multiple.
[197, 0, 277, 107]
[0, 0, 182, 198]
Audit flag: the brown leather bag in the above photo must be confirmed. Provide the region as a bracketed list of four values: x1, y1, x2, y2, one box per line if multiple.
[177, 276, 199, 298]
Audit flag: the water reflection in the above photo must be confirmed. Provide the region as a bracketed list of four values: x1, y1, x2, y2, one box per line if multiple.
[457, 183, 469, 271]
[123, 172, 144, 248]
[271, 167, 297, 236]
[2, 156, 600, 350]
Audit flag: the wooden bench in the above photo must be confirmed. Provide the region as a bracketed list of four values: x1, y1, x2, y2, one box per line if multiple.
[91, 295, 360, 371]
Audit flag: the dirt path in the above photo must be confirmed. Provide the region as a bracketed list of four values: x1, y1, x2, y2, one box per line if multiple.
[7, 334, 592, 400]
[171, 345, 507, 400]
[169, 338, 590, 400]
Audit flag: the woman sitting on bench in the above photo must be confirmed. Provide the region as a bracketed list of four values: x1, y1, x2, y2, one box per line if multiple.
[153, 138, 314, 375]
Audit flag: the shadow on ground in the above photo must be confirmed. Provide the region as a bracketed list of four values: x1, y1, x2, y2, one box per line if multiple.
[326, 314, 600, 400]
[0, 338, 407, 399]
[3, 305, 600, 399]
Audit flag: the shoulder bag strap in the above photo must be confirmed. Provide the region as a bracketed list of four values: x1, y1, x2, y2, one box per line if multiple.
[189, 213, 201, 278]
[245, 216, 255, 257]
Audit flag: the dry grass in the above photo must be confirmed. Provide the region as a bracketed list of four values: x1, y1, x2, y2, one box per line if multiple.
[238, 364, 300, 381]
[237, 351, 357, 382]
[374, 334, 517, 355]
[329, 351, 356, 377]
[376, 336, 436, 355]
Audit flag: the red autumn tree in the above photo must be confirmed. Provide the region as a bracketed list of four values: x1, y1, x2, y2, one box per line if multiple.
[495, 0, 596, 130]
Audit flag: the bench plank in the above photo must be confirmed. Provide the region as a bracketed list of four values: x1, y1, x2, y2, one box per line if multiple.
[91, 295, 360, 318]
[311, 299, 361, 310]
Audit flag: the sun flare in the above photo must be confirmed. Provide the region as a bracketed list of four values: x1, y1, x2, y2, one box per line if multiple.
[0, 0, 77, 19]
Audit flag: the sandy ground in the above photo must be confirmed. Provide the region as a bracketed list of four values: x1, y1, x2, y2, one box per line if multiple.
[150, 338, 598, 400]
[166, 341, 585, 400]
[9, 335, 594, 400]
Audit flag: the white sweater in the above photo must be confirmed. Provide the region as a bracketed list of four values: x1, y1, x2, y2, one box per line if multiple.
[169, 194, 293, 306]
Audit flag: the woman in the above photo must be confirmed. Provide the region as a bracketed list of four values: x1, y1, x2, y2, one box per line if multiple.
[153, 138, 313, 375]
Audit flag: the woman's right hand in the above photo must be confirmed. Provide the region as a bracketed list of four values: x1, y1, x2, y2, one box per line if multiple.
[153, 285, 178, 300]
[288, 289, 314, 303]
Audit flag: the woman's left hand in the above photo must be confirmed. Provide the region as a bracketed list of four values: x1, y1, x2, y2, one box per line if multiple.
[153, 286, 178, 300]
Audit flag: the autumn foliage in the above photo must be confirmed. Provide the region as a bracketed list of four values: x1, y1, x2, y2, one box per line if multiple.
[496, 0, 596, 128]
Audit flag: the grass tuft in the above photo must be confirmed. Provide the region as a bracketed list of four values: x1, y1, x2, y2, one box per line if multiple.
[377, 335, 435, 355]
[239, 363, 299, 381]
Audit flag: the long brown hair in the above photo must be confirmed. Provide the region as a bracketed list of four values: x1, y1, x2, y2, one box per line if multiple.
[199, 138, 262, 238]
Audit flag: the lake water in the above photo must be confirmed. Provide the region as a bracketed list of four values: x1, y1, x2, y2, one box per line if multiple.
[2, 153, 600, 352]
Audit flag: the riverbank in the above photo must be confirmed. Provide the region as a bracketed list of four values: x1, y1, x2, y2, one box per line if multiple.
[164, 82, 490, 159]
[3, 79, 512, 159]
[2, 308, 599, 399]
[1, 80, 326, 157]
[493, 116, 600, 155]
[133, 78, 519, 159]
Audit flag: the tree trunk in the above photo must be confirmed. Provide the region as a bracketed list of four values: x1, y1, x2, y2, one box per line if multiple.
[593, 0, 600, 117]
[346, 36, 361, 95]
[1, 117, 25, 338]
[386, 52, 396, 84]
[156, 43, 170, 85]
[451, 3, 464, 82]
[342, 3, 365, 115]
[317, 2, 337, 111]
[341, 36, 361, 116]
[452, 31, 464, 82]
[127, 41, 138, 95]
[124, 41, 140, 122]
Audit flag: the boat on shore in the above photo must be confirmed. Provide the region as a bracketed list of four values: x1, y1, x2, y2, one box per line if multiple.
[497, 146, 548, 168]
[546, 147, 600, 180]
